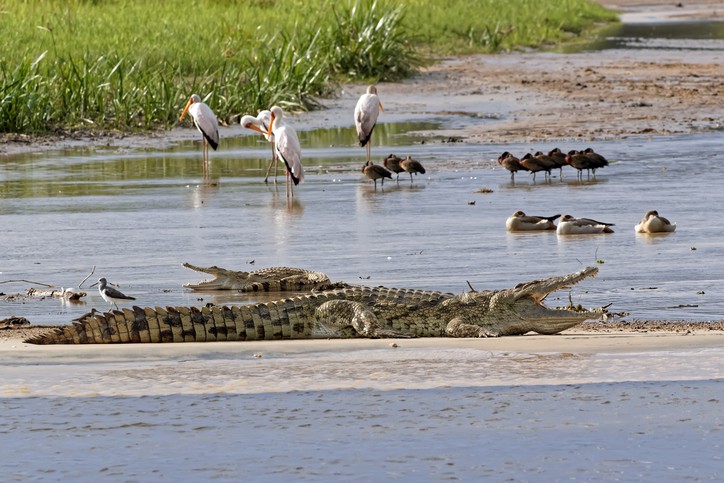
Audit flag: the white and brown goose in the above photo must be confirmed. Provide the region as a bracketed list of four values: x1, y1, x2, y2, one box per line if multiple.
[506, 211, 561, 231]
[557, 214, 615, 235]
[635, 210, 676, 233]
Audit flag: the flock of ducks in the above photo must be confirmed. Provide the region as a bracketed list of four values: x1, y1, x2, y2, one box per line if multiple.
[498, 147, 609, 181]
[362, 154, 427, 188]
[506, 210, 676, 235]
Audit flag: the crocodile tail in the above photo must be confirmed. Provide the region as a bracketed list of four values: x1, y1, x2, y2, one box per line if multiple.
[24, 300, 316, 344]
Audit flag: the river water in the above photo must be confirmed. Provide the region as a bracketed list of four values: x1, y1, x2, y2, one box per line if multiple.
[1, 13, 723, 483]
[1, 18, 724, 327]
[2, 125, 723, 324]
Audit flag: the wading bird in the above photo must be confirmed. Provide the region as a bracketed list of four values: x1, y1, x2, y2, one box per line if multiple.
[240, 110, 278, 183]
[90, 277, 136, 311]
[354, 85, 384, 162]
[635, 210, 676, 233]
[180, 94, 219, 176]
[266, 106, 304, 198]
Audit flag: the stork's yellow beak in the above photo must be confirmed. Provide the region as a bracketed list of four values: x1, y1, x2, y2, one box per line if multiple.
[266, 112, 275, 138]
[378, 100, 385, 113]
[179, 97, 193, 121]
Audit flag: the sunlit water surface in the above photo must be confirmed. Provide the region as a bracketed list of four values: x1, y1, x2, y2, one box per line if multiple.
[1, 125, 722, 324]
[2, 19, 724, 483]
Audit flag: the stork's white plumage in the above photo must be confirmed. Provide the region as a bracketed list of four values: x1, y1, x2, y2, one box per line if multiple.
[354, 85, 384, 162]
[241, 110, 278, 183]
[267, 106, 304, 198]
[180, 94, 219, 176]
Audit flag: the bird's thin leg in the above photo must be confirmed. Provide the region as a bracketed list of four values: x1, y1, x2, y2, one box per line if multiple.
[274, 150, 279, 184]
[366, 143, 371, 163]
[264, 145, 278, 184]
[263, 159, 274, 184]
[202, 138, 209, 178]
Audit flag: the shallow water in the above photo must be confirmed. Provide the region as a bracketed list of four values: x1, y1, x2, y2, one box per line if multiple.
[1, 379, 722, 482]
[1, 125, 723, 324]
[560, 19, 724, 53]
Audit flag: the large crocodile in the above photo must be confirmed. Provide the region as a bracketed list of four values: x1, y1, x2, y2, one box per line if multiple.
[182, 262, 349, 292]
[26, 266, 602, 344]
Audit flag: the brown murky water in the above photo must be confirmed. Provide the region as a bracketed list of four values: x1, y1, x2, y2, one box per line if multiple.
[2, 123, 722, 325]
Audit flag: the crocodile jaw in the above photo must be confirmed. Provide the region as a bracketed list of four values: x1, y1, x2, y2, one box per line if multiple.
[494, 266, 601, 335]
[182, 263, 248, 290]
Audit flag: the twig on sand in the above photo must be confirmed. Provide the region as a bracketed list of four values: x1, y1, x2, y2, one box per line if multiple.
[0, 279, 54, 288]
[78, 266, 96, 289]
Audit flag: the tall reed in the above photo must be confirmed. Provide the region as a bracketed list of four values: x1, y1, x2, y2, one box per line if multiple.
[0, 0, 615, 134]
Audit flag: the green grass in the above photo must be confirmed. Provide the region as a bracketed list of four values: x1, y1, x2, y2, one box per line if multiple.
[0, 0, 615, 134]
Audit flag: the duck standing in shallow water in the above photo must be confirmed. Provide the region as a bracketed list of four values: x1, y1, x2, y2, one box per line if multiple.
[520, 153, 553, 181]
[557, 215, 615, 234]
[362, 161, 392, 189]
[635, 210, 676, 233]
[383, 154, 404, 181]
[506, 211, 561, 231]
[400, 156, 426, 182]
[498, 152, 527, 181]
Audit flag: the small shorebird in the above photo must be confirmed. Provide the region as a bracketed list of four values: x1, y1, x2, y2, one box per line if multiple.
[362, 161, 392, 189]
[400, 155, 426, 182]
[354, 85, 384, 163]
[90, 278, 136, 311]
[635, 210, 676, 233]
[180, 94, 219, 177]
[506, 211, 561, 231]
[498, 152, 527, 181]
[557, 215, 615, 235]
[383, 154, 404, 181]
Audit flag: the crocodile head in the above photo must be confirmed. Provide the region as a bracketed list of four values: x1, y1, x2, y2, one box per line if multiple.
[182, 262, 336, 292]
[448, 266, 602, 336]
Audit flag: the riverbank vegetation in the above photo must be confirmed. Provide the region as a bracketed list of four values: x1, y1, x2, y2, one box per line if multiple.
[0, 0, 615, 133]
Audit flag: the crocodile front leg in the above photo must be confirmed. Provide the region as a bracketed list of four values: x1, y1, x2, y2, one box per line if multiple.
[445, 317, 499, 338]
[315, 300, 412, 338]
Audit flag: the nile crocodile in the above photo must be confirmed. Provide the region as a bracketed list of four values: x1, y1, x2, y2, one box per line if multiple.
[182, 262, 349, 291]
[26, 266, 601, 344]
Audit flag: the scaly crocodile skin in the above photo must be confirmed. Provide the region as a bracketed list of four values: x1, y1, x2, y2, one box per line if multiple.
[26, 267, 601, 344]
